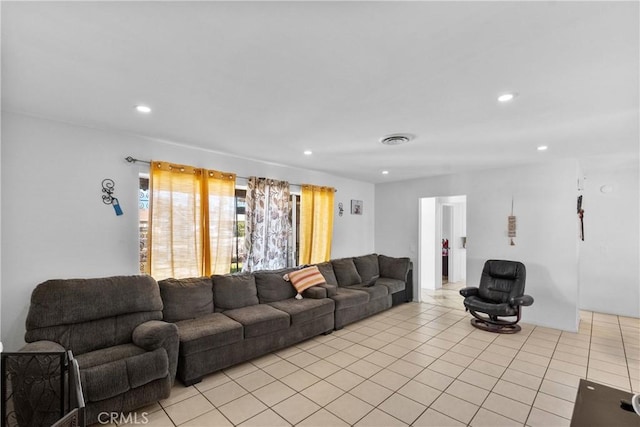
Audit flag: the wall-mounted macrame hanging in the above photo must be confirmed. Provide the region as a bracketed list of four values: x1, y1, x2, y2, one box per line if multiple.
[508, 197, 516, 246]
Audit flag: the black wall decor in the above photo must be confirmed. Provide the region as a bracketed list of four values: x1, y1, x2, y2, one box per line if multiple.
[101, 179, 123, 216]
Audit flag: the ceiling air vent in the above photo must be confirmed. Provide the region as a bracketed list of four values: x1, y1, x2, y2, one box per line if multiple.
[380, 134, 413, 146]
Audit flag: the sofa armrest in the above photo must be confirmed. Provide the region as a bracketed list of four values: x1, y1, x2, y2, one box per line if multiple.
[133, 320, 180, 384]
[133, 320, 177, 350]
[510, 295, 534, 307]
[19, 340, 66, 353]
[459, 287, 479, 298]
[302, 286, 327, 299]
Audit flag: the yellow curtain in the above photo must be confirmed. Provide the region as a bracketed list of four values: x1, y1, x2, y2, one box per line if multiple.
[205, 169, 237, 274]
[148, 161, 235, 279]
[299, 184, 335, 265]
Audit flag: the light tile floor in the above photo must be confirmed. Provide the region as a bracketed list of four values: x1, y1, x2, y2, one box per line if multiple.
[117, 289, 639, 427]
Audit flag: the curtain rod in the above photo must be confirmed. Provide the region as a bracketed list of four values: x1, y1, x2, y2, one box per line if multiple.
[125, 157, 337, 191]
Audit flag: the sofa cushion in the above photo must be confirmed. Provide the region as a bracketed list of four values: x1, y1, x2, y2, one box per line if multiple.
[175, 313, 243, 356]
[77, 344, 168, 403]
[302, 286, 327, 299]
[76, 343, 145, 369]
[316, 262, 338, 286]
[463, 296, 518, 317]
[223, 305, 290, 339]
[330, 288, 369, 310]
[254, 269, 297, 303]
[331, 258, 362, 287]
[348, 284, 389, 300]
[320, 284, 338, 297]
[286, 266, 327, 295]
[375, 277, 405, 294]
[26, 276, 163, 329]
[268, 298, 335, 325]
[212, 274, 259, 310]
[353, 254, 380, 286]
[378, 255, 410, 281]
[158, 277, 213, 322]
[25, 311, 163, 356]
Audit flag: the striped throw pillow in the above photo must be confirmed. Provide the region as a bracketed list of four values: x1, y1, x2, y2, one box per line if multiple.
[284, 266, 326, 299]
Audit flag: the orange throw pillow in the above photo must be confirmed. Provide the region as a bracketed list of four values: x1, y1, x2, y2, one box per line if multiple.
[284, 266, 326, 299]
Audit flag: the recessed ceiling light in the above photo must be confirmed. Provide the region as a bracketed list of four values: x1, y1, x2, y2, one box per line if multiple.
[380, 134, 413, 146]
[303, 150, 313, 155]
[537, 145, 548, 151]
[497, 93, 517, 103]
[382, 170, 389, 175]
[135, 105, 152, 113]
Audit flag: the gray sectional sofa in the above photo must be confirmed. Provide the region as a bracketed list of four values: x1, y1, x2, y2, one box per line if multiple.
[160, 253, 411, 385]
[17, 253, 410, 422]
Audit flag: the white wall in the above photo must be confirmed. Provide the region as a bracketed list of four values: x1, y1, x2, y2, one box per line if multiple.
[418, 197, 438, 290]
[376, 161, 581, 332]
[447, 196, 467, 284]
[0, 99, 2, 351]
[0, 112, 375, 350]
[579, 161, 639, 317]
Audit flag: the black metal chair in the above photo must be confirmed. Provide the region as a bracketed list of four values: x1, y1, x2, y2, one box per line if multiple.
[2, 350, 85, 427]
[459, 260, 533, 333]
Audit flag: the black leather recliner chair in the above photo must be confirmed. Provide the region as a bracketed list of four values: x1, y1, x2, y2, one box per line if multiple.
[459, 260, 533, 333]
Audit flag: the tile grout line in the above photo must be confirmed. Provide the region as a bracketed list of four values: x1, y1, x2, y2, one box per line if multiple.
[291, 307, 429, 426]
[435, 315, 499, 426]
[584, 310, 594, 396]
[226, 306, 433, 426]
[522, 323, 564, 425]
[369, 311, 480, 426]
[618, 314, 635, 392]
[381, 311, 498, 426]
[152, 304, 636, 427]
[354, 305, 468, 426]
[333, 305, 471, 426]
[588, 315, 634, 392]
[463, 322, 534, 426]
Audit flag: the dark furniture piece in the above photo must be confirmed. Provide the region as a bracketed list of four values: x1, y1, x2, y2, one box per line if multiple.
[159, 253, 411, 385]
[2, 350, 85, 427]
[404, 263, 414, 303]
[51, 352, 85, 427]
[459, 260, 533, 333]
[571, 379, 640, 427]
[21, 276, 179, 425]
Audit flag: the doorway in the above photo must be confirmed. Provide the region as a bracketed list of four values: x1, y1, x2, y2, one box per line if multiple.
[418, 195, 467, 301]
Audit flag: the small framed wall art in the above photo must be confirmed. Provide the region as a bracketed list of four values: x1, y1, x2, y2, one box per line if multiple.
[351, 199, 363, 215]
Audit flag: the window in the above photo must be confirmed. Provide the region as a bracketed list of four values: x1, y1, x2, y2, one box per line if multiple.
[291, 193, 300, 266]
[140, 175, 301, 275]
[230, 189, 301, 272]
[231, 189, 246, 273]
[147, 162, 236, 278]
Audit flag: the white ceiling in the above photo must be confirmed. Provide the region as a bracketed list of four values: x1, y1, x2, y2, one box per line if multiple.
[2, 1, 638, 183]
